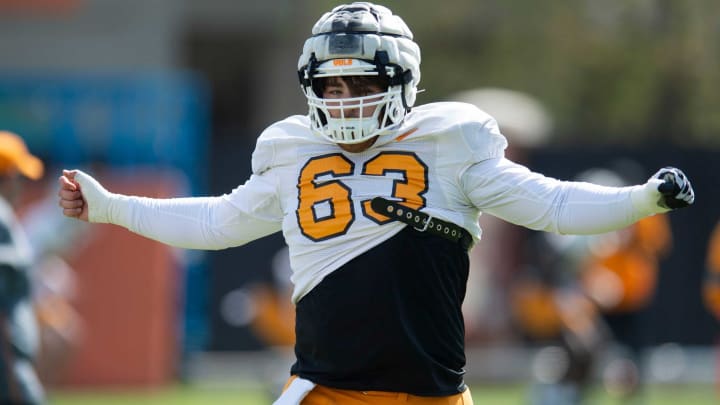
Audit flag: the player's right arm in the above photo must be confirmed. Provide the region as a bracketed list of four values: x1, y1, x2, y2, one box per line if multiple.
[57, 137, 284, 250]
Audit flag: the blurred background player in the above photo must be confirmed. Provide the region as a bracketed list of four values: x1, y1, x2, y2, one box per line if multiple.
[704, 220, 720, 321]
[578, 164, 672, 404]
[0, 131, 46, 404]
[515, 165, 672, 405]
[702, 220, 720, 390]
[20, 183, 85, 386]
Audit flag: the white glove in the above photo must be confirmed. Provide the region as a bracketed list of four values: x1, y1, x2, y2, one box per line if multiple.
[73, 170, 118, 224]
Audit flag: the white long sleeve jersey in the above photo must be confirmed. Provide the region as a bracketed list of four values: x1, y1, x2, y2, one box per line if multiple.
[105, 102, 659, 303]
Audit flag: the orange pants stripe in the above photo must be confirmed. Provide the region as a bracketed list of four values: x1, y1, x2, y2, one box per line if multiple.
[281, 376, 474, 405]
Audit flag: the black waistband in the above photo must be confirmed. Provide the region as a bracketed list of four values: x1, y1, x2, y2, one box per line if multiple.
[370, 197, 473, 251]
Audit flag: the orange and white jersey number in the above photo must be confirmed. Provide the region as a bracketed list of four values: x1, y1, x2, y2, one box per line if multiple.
[296, 152, 428, 241]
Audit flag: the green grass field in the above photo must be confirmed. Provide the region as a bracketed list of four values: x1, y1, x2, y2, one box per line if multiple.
[49, 383, 719, 405]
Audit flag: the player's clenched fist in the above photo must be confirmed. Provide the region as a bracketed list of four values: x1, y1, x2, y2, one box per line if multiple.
[654, 167, 695, 209]
[58, 170, 88, 221]
[57, 169, 115, 223]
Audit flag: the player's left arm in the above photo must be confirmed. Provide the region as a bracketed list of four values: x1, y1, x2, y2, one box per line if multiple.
[462, 158, 694, 235]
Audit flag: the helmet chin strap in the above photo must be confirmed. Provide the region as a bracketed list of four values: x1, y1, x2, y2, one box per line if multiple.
[298, 53, 319, 89]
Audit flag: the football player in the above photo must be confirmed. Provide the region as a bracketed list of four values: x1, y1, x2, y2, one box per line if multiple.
[0, 131, 46, 405]
[705, 221, 720, 320]
[57, 3, 695, 404]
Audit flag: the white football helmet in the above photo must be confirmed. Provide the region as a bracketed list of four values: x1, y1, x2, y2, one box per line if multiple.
[298, 2, 421, 144]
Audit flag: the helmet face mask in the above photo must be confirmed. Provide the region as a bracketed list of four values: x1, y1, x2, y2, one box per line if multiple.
[304, 59, 407, 144]
[298, 2, 421, 144]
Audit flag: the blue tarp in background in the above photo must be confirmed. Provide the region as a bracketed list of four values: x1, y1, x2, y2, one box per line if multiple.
[0, 71, 211, 359]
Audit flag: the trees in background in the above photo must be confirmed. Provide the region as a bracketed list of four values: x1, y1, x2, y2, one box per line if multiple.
[381, 0, 720, 145]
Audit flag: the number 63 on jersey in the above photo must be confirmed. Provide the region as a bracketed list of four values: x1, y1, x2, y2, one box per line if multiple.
[296, 151, 429, 241]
